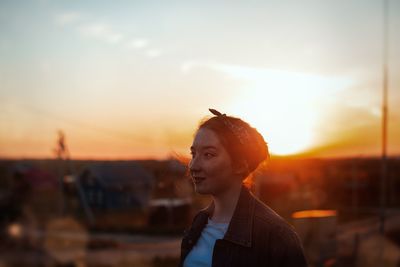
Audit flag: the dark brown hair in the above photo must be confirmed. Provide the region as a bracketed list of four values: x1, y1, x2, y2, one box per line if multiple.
[198, 114, 269, 179]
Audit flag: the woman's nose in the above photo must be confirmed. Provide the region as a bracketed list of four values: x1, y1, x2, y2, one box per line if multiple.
[189, 156, 201, 173]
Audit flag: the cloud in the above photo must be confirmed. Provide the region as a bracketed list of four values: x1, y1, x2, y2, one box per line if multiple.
[55, 12, 82, 26]
[180, 61, 196, 73]
[146, 49, 162, 58]
[126, 38, 148, 49]
[54, 11, 163, 58]
[78, 23, 124, 44]
[180, 60, 218, 74]
[184, 62, 353, 97]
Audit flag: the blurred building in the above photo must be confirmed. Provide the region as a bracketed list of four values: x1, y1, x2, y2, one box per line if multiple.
[79, 162, 154, 211]
[77, 160, 192, 230]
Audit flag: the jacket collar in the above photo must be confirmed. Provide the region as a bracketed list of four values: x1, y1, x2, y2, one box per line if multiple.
[201, 185, 255, 247]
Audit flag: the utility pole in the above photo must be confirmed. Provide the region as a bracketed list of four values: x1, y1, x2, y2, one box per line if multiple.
[379, 0, 389, 235]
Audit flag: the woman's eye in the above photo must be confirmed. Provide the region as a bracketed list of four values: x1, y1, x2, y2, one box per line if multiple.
[204, 152, 214, 158]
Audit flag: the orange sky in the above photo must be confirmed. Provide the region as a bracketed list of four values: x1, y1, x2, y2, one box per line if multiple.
[0, 1, 399, 159]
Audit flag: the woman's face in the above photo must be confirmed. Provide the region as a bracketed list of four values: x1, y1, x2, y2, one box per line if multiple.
[189, 128, 240, 196]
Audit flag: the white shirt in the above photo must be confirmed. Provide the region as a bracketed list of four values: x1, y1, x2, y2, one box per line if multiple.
[183, 218, 229, 267]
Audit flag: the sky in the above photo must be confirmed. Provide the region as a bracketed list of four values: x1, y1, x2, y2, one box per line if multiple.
[0, 0, 399, 159]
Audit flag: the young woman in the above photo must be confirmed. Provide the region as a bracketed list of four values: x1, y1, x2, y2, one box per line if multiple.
[180, 109, 307, 267]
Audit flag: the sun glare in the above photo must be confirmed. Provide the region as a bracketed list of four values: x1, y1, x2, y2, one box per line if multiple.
[220, 66, 353, 156]
[232, 97, 315, 156]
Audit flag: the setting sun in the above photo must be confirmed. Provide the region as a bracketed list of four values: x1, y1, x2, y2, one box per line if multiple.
[222, 66, 354, 155]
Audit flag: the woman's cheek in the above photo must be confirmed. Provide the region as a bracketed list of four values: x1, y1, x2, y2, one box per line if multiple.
[207, 159, 225, 177]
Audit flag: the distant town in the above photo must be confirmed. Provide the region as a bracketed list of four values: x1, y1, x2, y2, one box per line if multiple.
[1, 156, 400, 266]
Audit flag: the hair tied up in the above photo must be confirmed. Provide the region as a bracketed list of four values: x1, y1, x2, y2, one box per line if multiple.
[208, 108, 250, 145]
[199, 109, 270, 176]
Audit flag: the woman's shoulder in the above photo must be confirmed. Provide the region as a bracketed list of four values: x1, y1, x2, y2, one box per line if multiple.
[253, 196, 285, 223]
[252, 196, 299, 240]
[253, 199, 304, 255]
[252, 196, 307, 263]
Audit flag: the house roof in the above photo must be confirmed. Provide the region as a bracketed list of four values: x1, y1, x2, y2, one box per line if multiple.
[13, 163, 58, 190]
[81, 162, 154, 189]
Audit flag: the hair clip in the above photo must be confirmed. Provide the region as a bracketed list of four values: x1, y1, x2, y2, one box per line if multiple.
[209, 108, 225, 117]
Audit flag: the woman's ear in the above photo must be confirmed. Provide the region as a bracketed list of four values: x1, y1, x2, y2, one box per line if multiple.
[234, 160, 249, 176]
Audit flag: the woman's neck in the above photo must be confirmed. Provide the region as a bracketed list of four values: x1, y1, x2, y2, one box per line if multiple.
[211, 182, 242, 223]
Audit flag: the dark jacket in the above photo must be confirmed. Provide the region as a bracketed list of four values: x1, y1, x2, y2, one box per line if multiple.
[180, 186, 308, 267]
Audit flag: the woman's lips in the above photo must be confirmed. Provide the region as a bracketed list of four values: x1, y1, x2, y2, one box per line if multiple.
[193, 177, 206, 183]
